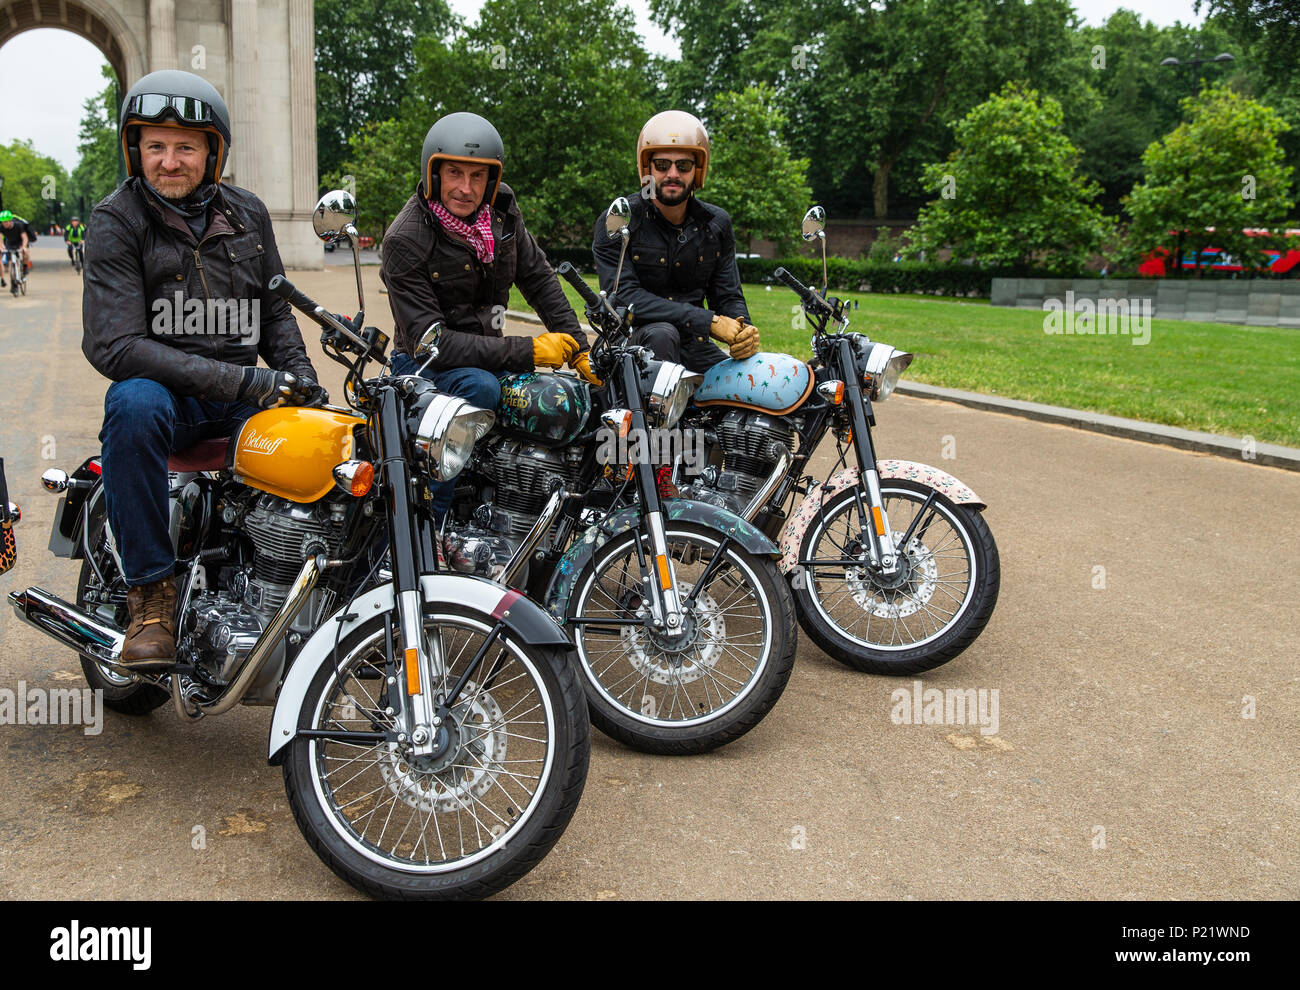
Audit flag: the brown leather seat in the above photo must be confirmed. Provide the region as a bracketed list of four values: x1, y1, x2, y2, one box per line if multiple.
[168, 437, 230, 472]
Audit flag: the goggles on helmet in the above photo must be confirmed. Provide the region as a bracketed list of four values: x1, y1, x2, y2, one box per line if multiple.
[126, 94, 216, 125]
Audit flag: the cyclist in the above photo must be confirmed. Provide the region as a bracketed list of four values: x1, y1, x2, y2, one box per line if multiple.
[1, 211, 33, 291]
[65, 216, 87, 269]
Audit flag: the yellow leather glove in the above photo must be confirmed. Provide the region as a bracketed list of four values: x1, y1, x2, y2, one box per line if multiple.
[533, 332, 581, 369]
[571, 350, 603, 386]
[711, 314, 760, 360]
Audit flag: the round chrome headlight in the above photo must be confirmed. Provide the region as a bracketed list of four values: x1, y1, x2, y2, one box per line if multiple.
[643, 360, 704, 429]
[857, 341, 913, 401]
[412, 392, 495, 481]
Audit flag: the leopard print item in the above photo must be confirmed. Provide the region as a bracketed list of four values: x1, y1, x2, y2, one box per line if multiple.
[0, 522, 16, 574]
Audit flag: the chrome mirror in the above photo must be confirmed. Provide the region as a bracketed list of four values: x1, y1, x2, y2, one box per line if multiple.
[607, 197, 632, 297]
[606, 197, 631, 240]
[802, 205, 828, 293]
[313, 190, 366, 326]
[313, 190, 357, 242]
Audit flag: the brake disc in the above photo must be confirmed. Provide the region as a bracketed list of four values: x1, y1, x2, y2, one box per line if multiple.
[845, 533, 939, 619]
[619, 584, 725, 685]
[377, 682, 507, 814]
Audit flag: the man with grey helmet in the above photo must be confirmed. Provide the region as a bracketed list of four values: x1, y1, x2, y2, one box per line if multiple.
[381, 111, 597, 519]
[81, 68, 323, 671]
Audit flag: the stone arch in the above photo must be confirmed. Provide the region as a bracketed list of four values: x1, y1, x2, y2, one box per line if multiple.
[0, 0, 146, 89]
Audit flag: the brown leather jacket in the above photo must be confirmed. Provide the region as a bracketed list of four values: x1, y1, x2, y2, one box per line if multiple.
[379, 182, 584, 371]
[81, 177, 317, 402]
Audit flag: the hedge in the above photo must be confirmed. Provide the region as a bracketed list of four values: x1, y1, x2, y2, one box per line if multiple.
[533, 249, 1094, 296]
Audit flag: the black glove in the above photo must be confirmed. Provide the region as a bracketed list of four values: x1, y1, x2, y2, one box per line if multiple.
[238, 367, 298, 409]
[287, 375, 329, 407]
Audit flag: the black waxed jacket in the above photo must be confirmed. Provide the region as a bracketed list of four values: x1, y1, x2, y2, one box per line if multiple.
[592, 191, 749, 346]
[380, 182, 584, 371]
[81, 177, 317, 402]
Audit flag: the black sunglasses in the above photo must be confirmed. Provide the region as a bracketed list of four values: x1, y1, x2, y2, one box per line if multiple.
[128, 94, 215, 124]
[651, 157, 697, 174]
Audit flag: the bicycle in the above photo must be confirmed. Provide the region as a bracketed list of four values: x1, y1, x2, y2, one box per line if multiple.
[71, 242, 85, 276]
[4, 249, 26, 296]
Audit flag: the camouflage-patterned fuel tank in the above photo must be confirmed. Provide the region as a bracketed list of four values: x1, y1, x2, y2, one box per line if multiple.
[495, 371, 592, 447]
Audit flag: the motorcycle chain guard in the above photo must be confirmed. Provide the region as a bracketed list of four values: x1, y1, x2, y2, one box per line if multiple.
[777, 460, 986, 574]
[542, 497, 777, 621]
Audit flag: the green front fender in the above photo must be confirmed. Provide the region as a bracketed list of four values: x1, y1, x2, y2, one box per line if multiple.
[542, 498, 777, 621]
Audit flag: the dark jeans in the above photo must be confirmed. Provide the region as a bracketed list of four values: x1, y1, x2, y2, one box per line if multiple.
[99, 378, 257, 587]
[390, 354, 501, 519]
[631, 321, 727, 373]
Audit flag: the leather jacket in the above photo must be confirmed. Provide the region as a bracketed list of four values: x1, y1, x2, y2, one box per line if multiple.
[380, 181, 584, 371]
[81, 177, 317, 402]
[592, 191, 749, 346]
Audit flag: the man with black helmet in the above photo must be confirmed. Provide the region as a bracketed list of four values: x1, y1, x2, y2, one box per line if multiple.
[593, 110, 760, 372]
[381, 110, 596, 519]
[82, 69, 324, 671]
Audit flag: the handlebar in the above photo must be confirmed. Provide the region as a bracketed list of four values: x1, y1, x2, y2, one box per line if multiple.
[772, 266, 832, 316]
[557, 262, 601, 309]
[268, 274, 374, 354]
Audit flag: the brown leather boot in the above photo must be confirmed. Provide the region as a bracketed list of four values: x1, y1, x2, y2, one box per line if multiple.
[121, 578, 178, 671]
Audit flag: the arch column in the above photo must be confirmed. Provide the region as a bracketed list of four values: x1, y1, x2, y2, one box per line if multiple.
[227, 0, 259, 194]
[147, 0, 176, 70]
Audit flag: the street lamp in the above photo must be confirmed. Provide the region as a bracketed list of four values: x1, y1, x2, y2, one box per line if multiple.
[1160, 50, 1234, 94]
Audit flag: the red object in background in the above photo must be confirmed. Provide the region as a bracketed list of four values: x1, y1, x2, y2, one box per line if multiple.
[357, 235, 375, 249]
[1140, 228, 1300, 277]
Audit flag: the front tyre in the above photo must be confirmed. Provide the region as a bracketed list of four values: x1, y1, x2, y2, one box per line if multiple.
[568, 522, 795, 755]
[793, 481, 1000, 674]
[283, 604, 589, 900]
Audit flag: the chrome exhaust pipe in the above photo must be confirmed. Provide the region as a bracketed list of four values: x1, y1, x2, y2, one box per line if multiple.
[740, 445, 793, 523]
[195, 554, 326, 716]
[8, 587, 125, 665]
[500, 487, 566, 587]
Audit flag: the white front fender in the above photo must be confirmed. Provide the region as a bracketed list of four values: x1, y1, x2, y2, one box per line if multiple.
[777, 459, 986, 573]
[267, 574, 558, 763]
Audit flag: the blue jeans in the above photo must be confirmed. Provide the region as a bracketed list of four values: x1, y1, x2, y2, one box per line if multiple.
[390, 354, 501, 519]
[99, 378, 257, 586]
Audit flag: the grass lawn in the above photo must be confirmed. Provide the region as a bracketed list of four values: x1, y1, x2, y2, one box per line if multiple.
[511, 278, 1300, 448]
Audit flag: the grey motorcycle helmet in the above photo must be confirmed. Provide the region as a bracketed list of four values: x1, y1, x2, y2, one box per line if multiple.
[421, 112, 505, 207]
[120, 69, 232, 184]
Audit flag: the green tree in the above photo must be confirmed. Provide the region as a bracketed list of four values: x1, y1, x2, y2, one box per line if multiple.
[324, 118, 419, 240]
[410, 0, 655, 246]
[703, 86, 811, 254]
[1125, 84, 1295, 275]
[0, 140, 69, 227]
[652, 0, 1097, 220]
[67, 63, 122, 214]
[315, 0, 457, 181]
[907, 83, 1113, 268]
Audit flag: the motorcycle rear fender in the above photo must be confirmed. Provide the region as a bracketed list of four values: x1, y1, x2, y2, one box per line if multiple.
[267, 573, 571, 764]
[542, 497, 778, 621]
[49, 457, 103, 558]
[777, 460, 987, 573]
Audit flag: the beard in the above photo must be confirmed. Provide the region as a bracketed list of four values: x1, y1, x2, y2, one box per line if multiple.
[655, 179, 692, 207]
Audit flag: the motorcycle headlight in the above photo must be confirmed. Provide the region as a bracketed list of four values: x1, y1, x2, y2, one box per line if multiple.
[412, 392, 495, 481]
[858, 341, 913, 401]
[643, 360, 703, 429]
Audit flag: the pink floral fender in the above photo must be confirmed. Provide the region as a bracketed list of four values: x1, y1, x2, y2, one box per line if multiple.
[777, 460, 986, 573]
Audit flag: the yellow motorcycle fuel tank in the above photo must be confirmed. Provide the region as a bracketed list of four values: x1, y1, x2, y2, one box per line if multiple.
[232, 407, 365, 503]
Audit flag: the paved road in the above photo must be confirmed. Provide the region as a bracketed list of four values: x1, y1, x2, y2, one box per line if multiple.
[0, 246, 1295, 899]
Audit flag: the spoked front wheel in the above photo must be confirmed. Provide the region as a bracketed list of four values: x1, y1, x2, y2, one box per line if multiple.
[568, 522, 796, 755]
[793, 480, 1000, 674]
[283, 605, 589, 900]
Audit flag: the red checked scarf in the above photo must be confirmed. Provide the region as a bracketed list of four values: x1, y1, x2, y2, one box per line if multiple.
[429, 199, 495, 264]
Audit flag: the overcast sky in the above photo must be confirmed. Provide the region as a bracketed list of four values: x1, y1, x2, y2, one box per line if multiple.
[1, 0, 1206, 173]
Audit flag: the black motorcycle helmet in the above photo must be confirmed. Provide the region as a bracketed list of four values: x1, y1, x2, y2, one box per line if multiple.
[421, 112, 505, 208]
[120, 70, 232, 185]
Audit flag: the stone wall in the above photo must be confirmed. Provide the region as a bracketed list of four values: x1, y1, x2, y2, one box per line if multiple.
[991, 278, 1300, 328]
